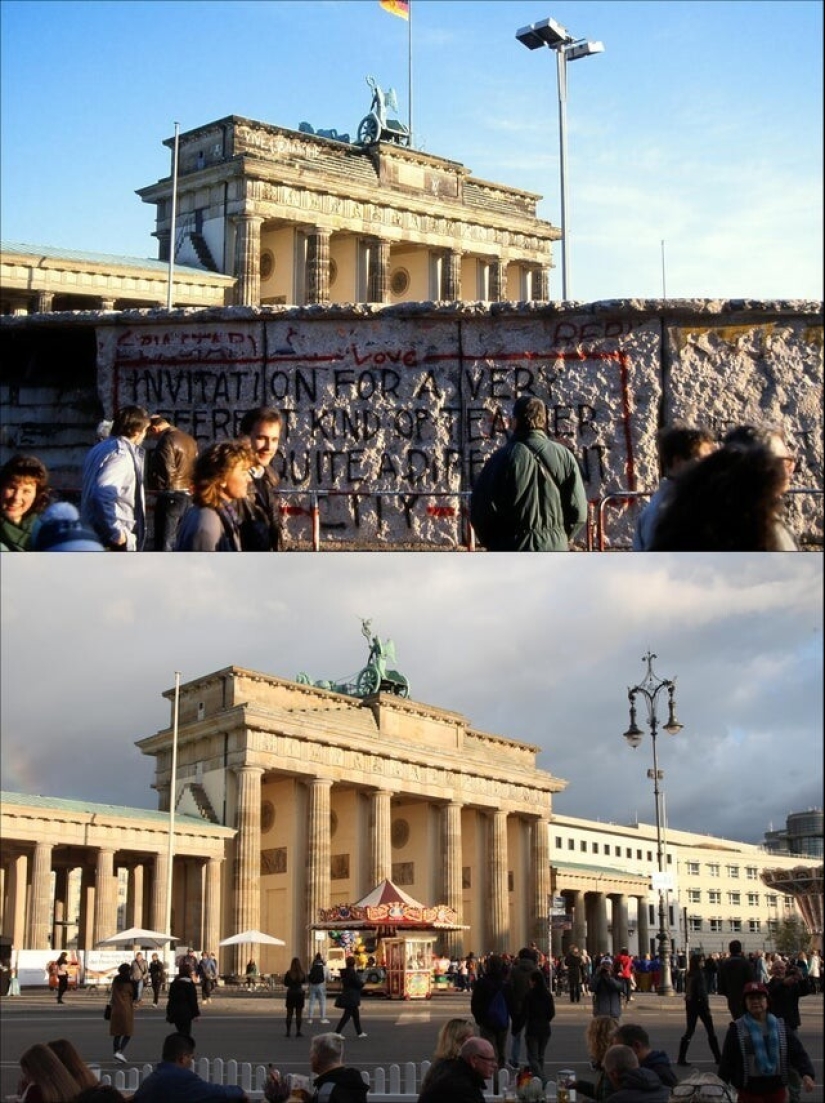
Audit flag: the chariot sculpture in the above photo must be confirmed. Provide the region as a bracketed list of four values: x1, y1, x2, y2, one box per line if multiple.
[356, 76, 410, 146]
[296, 619, 410, 698]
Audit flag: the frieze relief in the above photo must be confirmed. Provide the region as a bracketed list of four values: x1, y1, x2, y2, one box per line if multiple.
[254, 730, 549, 808]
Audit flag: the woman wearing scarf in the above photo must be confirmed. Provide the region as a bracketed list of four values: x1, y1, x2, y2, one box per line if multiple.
[718, 982, 815, 1103]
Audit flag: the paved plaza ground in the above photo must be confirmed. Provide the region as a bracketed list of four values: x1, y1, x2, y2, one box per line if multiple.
[2, 987, 823, 1100]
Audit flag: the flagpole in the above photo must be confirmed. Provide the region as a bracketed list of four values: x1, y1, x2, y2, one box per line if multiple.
[164, 671, 181, 939]
[408, 1, 413, 147]
[166, 122, 180, 311]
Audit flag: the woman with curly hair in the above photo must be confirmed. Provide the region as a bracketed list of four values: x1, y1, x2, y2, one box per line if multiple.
[0, 454, 51, 551]
[574, 1015, 620, 1102]
[175, 440, 255, 551]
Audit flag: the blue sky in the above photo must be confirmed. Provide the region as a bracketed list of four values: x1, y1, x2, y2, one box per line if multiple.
[1, 0, 822, 302]
[1, 554, 822, 845]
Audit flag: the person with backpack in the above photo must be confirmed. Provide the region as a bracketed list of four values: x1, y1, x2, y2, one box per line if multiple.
[470, 953, 509, 1071]
[307, 952, 331, 1024]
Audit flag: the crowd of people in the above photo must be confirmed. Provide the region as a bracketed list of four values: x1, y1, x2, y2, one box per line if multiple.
[0, 397, 807, 552]
[9, 940, 819, 1102]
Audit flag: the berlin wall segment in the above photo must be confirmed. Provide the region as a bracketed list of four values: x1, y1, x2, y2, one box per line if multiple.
[3, 300, 822, 547]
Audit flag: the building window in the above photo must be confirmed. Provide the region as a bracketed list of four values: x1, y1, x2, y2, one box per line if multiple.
[784, 896, 794, 908]
[708, 863, 720, 877]
[767, 894, 778, 907]
[746, 867, 759, 880]
[728, 892, 741, 906]
[688, 889, 701, 904]
[748, 919, 761, 933]
[747, 893, 760, 907]
[636, 850, 642, 860]
[729, 919, 742, 932]
[392, 861, 415, 885]
[727, 865, 740, 878]
[626, 848, 632, 858]
[556, 837, 563, 848]
[688, 917, 703, 932]
[710, 919, 723, 933]
[647, 851, 653, 862]
[580, 841, 587, 852]
[709, 890, 722, 905]
[604, 845, 610, 855]
[686, 861, 700, 876]
[592, 843, 599, 853]
[568, 839, 575, 851]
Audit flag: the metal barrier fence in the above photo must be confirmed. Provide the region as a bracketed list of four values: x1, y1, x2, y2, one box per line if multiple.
[98, 1056, 529, 1100]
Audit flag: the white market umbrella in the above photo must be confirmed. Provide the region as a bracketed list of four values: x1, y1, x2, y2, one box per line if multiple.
[97, 927, 182, 948]
[218, 929, 286, 947]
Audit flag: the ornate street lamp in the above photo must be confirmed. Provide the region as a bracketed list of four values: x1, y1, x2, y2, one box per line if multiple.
[623, 651, 683, 996]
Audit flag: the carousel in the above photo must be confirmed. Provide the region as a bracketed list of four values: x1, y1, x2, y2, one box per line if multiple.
[312, 879, 464, 999]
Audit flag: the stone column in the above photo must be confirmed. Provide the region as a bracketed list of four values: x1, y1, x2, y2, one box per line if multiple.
[7, 854, 28, 950]
[442, 250, 462, 300]
[306, 229, 331, 304]
[151, 851, 169, 933]
[28, 842, 53, 949]
[232, 766, 264, 972]
[367, 238, 391, 303]
[204, 858, 222, 957]
[35, 291, 54, 313]
[306, 778, 332, 961]
[489, 810, 509, 952]
[127, 864, 144, 929]
[442, 802, 463, 958]
[569, 889, 586, 950]
[636, 895, 650, 957]
[588, 892, 609, 956]
[234, 214, 264, 306]
[530, 818, 551, 953]
[77, 863, 95, 951]
[489, 259, 506, 301]
[611, 893, 628, 955]
[93, 849, 118, 946]
[369, 789, 392, 887]
[52, 867, 69, 951]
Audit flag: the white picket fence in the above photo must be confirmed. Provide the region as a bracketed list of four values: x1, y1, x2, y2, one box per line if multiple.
[96, 1057, 534, 1100]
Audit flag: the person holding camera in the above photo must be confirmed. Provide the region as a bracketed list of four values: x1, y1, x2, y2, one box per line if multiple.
[591, 957, 624, 1019]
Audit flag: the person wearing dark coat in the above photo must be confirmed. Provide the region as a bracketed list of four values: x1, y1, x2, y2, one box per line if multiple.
[591, 959, 624, 1019]
[524, 969, 556, 1084]
[333, 956, 366, 1038]
[603, 1046, 671, 1103]
[417, 1037, 498, 1103]
[133, 1032, 247, 1102]
[718, 982, 815, 1103]
[505, 947, 539, 1069]
[470, 953, 509, 1070]
[109, 963, 137, 1063]
[310, 1032, 368, 1103]
[766, 959, 809, 1032]
[678, 954, 722, 1065]
[470, 395, 587, 551]
[718, 940, 756, 1022]
[166, 963, 201, 1038]
[613, 1024, 676, 1088]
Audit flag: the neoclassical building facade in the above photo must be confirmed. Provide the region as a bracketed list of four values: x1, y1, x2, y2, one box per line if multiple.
[136, 116, 560, 308]
[135, 666, 564, 971]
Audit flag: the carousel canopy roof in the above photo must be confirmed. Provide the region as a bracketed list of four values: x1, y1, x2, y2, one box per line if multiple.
[312, 878, 464, 930]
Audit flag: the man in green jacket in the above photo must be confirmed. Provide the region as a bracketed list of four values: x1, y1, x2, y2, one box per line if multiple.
[470, 395, 588, 550]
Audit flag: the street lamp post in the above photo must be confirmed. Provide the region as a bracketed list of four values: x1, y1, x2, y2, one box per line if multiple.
[623, 651, 683, 996]
[516, 16, 604, 301]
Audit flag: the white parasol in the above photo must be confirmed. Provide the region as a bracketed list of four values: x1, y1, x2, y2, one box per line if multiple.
[218, 929, 286, 947]
[97, 926, 182, 948]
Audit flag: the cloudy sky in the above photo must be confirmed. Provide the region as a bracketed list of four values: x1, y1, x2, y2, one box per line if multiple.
[1, 553, 821, 846]
[1, 0, 822, 301]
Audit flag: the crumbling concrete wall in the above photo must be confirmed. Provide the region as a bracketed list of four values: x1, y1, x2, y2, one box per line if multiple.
[2, 300, 822, 547]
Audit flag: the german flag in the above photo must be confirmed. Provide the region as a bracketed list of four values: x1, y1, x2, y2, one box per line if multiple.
[379, 0, 409, 20]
